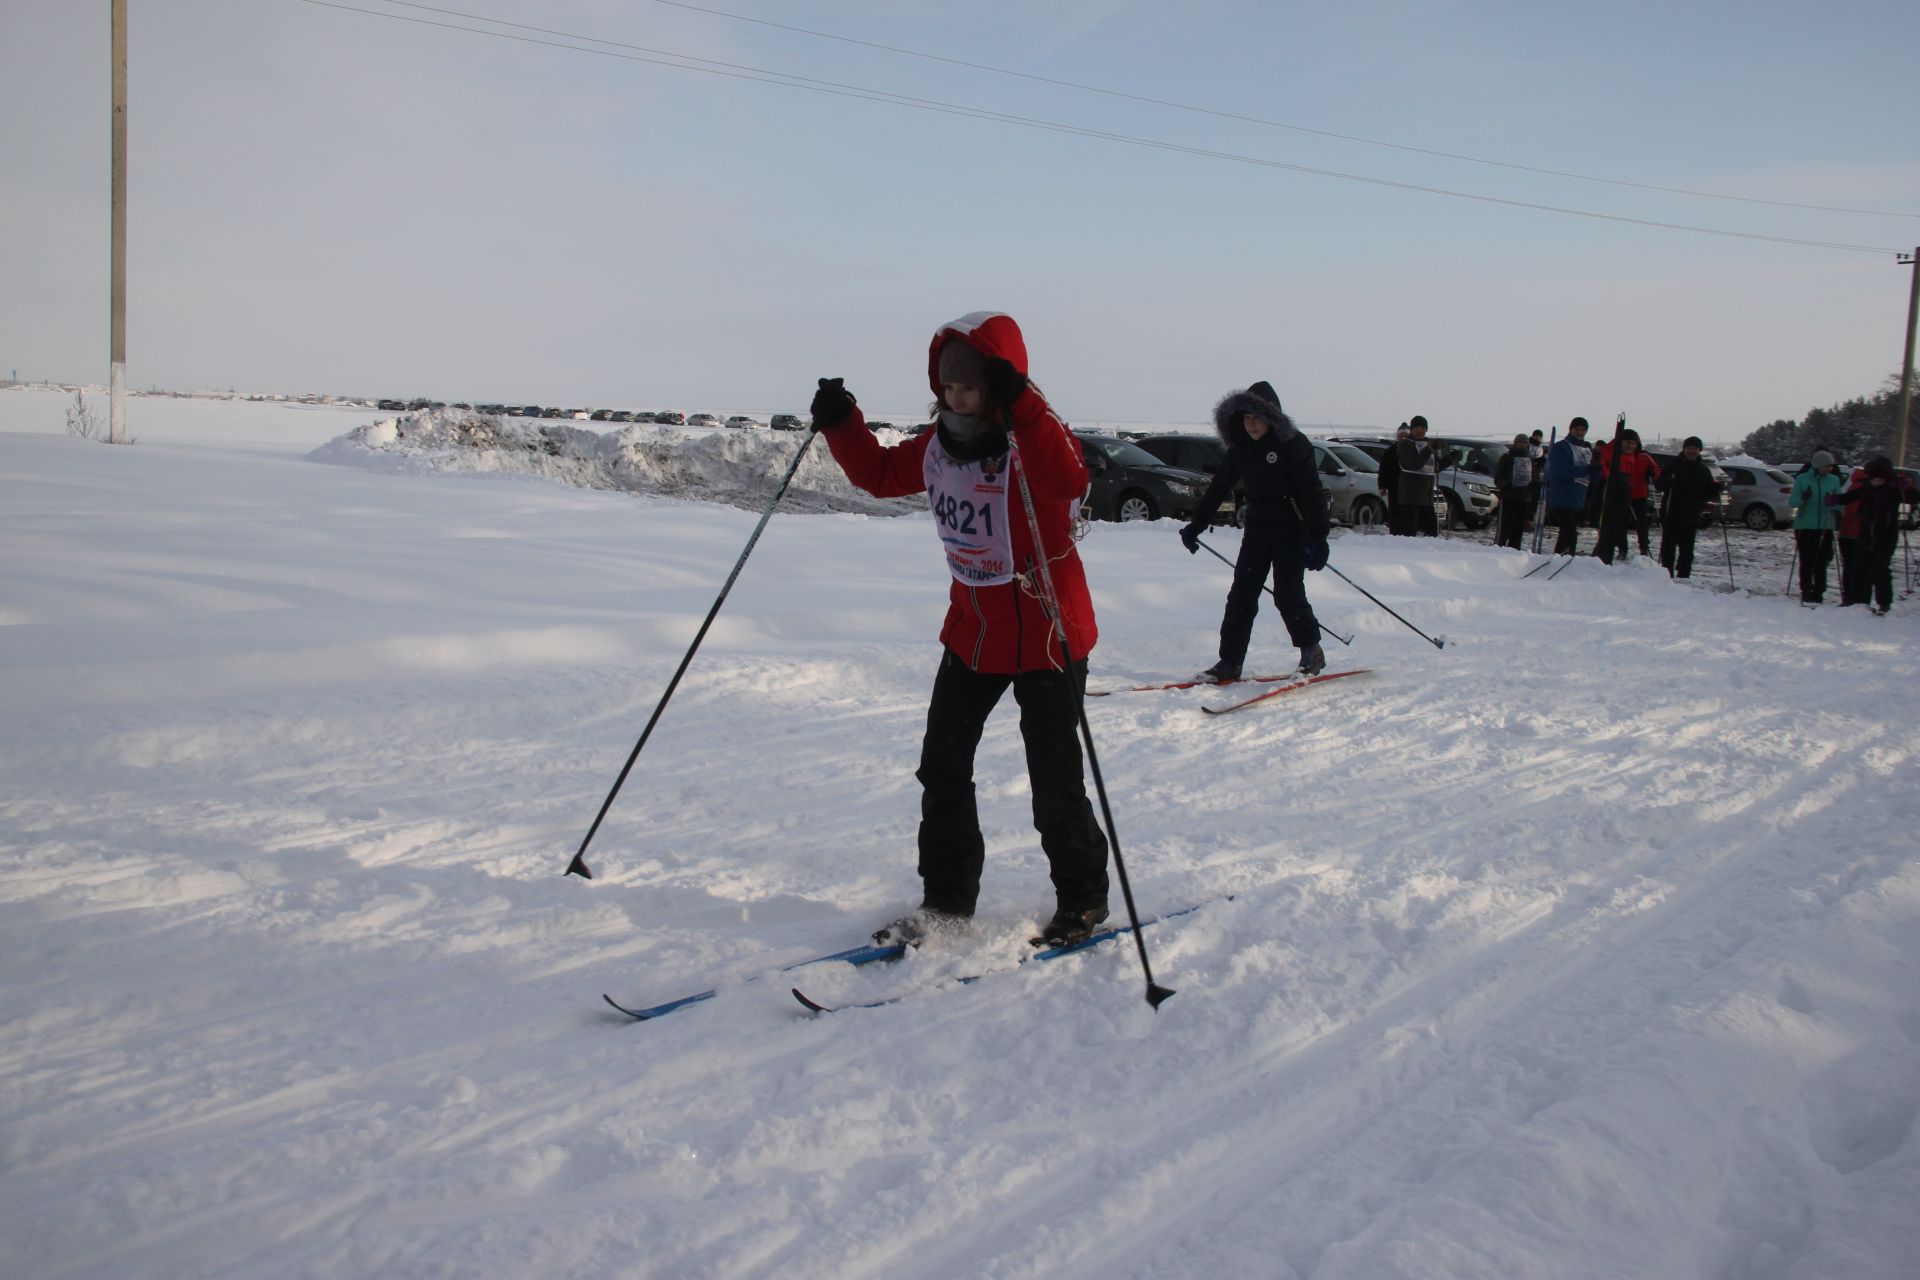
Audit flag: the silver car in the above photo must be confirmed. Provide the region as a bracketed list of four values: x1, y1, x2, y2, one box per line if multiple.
[1720, 463, 1795, 530]
[1310, 441, 1390, 527]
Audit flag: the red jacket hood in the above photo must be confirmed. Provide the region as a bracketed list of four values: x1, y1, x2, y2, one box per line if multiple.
[927, 312, 1029, 398]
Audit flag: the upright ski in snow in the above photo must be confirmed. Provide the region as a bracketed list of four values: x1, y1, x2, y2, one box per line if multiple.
[1201, 668, 1371, 715]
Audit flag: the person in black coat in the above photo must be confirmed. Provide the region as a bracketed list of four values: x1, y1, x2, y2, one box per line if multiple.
[1180, 381, 1331, 680]
[1828, 455, 1919, 613]
[1492, 433, 1533, 550]
[1378, 423, 1406, 533]
[1657, 436, 1720, 578]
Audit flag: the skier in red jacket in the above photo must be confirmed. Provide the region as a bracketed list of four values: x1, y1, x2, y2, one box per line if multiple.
[808, 312, 1110, 948]
[1595, 429, 1662, 561]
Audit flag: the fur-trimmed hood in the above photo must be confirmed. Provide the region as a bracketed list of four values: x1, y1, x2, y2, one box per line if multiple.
[1213, 387, 1297, 447]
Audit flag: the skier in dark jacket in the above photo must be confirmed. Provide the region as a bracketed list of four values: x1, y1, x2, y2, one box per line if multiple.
[1828, 455, 1919, 614]
[1657, 436, 1720, 578]
[811, 311, 1110, 948]
[1544, 416, 1596, 554]
[1492, 433, 1533, 550]
[1180, 381, 1331, 681]
[1393, 416, 1440, 536]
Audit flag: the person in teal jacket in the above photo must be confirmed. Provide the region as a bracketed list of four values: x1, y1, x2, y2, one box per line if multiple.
[1789, 452, 1846, 603]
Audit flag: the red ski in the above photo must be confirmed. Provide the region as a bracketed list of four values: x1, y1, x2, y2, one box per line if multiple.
[1201, 668, 1372, 715]
[1088, 672, 1304, 697]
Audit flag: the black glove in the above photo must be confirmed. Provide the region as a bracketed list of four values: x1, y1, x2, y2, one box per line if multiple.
[983, 357, 1028, 411]
[809, 377, 856, 430]
[1179, 521, 1203, 554]
[1306, 540, 1329, 572]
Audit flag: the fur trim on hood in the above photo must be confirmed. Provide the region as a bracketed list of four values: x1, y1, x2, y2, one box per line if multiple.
[1213, 389, 1297, 446]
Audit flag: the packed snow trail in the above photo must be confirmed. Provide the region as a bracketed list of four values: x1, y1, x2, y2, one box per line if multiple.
[1, 391, 1914, 1279]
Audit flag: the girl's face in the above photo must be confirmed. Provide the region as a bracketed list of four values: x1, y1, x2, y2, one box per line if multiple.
[1243, 413, 1270, 440]
[943, 383, 984, 416]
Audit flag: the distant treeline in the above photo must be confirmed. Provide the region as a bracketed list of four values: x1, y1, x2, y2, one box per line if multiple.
[1740, 373, 1916, 464]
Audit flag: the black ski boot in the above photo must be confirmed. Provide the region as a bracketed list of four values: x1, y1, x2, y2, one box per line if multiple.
[1197, 659, 1241, 684]
[1298, 643, 1326, 677]
[1035, 903, 1110, 947]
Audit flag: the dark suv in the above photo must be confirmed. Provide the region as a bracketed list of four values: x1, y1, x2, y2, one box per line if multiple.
[770, 414, 804, 431]
[1132, 434, 1239, 525]
[1073, 433, 1212, 522]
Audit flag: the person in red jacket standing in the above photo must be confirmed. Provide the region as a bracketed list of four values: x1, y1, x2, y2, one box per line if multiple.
[1595, 429, 1661, 562]
[808, 312, 1110, 948]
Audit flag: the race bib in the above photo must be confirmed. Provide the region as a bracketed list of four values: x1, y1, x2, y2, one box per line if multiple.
[1511, 455, 1533, 487]
[923, 439, 1016, 586]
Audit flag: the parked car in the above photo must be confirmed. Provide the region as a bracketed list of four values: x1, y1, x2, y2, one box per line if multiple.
[1313, 440, 1388, 527]
[770, 414, 804, 431]
[1131, 434, 1238, 525]
[1073, 432, 1212, 523]
[653, 411, 686, 425]
[376, 399, 405, 412]
[686, 413, 722, 429]
[1718, 463, 1795, 530]
[609, 410, 634, 423]
[723, 415, 762, 429]
[1426, 438, 1503, 528]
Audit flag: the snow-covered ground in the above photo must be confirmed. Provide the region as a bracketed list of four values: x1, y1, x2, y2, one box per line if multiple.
[3, 388, 1916, 1280]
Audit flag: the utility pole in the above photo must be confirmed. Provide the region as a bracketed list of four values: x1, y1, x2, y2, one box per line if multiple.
[1896, 248, 1917, 470]
[110, 0, 128, 444]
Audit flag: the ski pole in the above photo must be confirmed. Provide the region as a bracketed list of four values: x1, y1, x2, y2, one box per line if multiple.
[1193, 536, 1353, 646]
[1720, 510, 1736, 590]
[1323, 563, 1447, 649]
[1014, 454, 1173, 1011]
[1529, 427, 1556, 554]
[1785, 540, 1798, 597]
[563, 432, 819, 879]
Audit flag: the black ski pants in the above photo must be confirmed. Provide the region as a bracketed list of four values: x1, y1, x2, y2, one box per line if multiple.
[1836, 536, 1864, 605]
[914, 650, 1109, 917]
[1861, 532, 1897, 610]
[1659, 518, 1699, 578]
[1796, 529, 1834, 602]
[1549, 505, 1583, 555]
[1496, 491, 1527, 549]
[1218, 523, 1322, 666]
[1630, 498, 1653, 556]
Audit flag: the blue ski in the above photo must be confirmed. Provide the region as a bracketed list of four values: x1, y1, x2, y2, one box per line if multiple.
[603, 938, 907, 1021]
[789, 899, 1218, 1015]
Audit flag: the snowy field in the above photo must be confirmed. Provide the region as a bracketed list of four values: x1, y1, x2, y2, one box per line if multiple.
[2, 388, 1916, 1280]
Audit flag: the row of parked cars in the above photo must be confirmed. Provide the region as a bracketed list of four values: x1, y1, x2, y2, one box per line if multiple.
[373, 399, 810, 431]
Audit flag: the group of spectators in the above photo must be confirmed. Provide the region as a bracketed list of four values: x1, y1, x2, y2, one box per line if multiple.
[1784, 452, 1916, 613]
[1375, 414, 1915, 611]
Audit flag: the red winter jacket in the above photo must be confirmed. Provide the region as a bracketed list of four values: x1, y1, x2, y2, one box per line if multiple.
[1598, 443, 1662, 500]
[1836, 468, 1867, 539]
[819, 312, 1097, 673]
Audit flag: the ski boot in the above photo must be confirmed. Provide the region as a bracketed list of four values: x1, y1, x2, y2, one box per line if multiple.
[1035, 903, 1110, 948]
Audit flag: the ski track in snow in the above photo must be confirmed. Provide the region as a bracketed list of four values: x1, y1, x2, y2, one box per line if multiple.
[2, 391, 1916, 1280]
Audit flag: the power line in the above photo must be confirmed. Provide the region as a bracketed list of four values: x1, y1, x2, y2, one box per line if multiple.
[634, 0, 1920, 223]
[297, 0, 1904, 256]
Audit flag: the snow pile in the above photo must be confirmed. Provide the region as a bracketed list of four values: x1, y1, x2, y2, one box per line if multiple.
[310, 407, 925, 516]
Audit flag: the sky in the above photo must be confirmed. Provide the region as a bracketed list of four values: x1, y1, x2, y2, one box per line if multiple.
[4, 0, 1919, 438]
